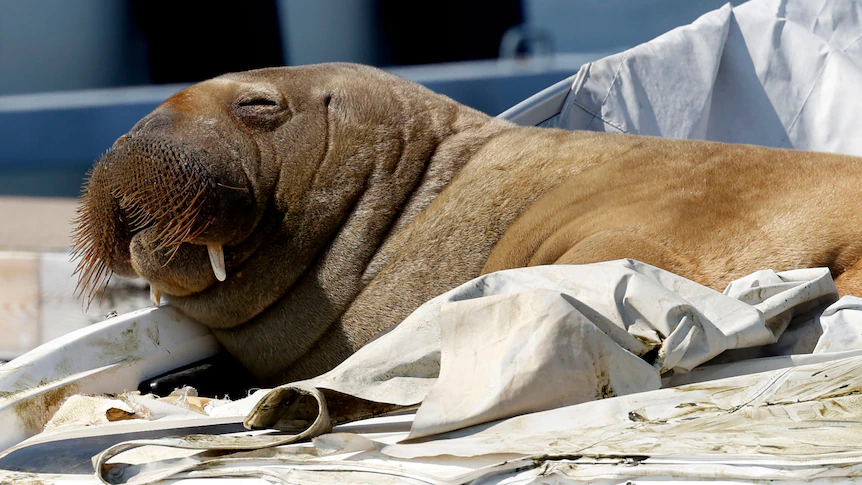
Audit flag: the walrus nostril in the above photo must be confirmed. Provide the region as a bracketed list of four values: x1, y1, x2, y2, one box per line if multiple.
[112, 135, 130, 150]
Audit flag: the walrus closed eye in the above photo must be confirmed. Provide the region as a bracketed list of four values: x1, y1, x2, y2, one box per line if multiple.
[73, 62, 862, 386]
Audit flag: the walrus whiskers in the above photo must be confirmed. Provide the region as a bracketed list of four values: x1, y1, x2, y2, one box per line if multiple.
[72, 143, 217, 307]
[71, 170, 122, 307]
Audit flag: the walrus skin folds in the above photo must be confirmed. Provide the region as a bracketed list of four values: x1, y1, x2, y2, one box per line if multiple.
[73, 63, 862, 385]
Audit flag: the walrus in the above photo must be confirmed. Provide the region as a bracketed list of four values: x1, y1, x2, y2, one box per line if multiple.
[72, 62, 862, 386]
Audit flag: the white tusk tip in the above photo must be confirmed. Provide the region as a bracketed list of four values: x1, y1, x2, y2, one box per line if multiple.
[150, 286, 161, 306]
[207, 244, 227, 282]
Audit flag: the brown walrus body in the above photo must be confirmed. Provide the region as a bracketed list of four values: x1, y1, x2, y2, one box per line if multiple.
[73, 63, 862, 385]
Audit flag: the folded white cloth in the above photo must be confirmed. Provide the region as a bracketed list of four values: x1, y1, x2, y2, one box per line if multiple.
[559, 0, 862, 157]
[247, 259, 838, 440]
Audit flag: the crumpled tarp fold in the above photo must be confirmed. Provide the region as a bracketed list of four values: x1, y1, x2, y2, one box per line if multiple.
[559, 0, 862, 157]
[244, 260, 838, 441]
[94, 260, 862, 484]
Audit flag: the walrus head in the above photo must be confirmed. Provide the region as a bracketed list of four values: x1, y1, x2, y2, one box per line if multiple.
[72, 63, 499, 382]
[75, 63, 436, 303]
[74, 66, 313, 304]
[73, 81, 265, 302]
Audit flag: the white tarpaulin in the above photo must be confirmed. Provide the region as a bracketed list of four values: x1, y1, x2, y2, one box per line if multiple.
[90, 260, 862, 483]
[558, 0, 862, 157]
[243, 260, 837, 442]
[241, 260, 838, 439]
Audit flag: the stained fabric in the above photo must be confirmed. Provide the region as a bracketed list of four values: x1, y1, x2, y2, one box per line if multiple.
[92, 261, 862, 484]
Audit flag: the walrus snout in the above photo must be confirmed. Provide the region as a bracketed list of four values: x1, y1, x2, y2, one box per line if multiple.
[73, 132, 257, 303]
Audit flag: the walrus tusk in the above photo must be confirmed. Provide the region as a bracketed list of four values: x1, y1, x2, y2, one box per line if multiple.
[207, 244, 227, 282]
[150, 286, 161, 306]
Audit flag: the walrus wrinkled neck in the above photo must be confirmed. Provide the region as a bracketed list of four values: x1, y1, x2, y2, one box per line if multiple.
[211, 103, 516, 383]
[362, 109, 517, 282]
[297, 104, 514, 336]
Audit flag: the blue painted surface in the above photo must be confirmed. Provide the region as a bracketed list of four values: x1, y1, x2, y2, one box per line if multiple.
[0, 104, 157, 169]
